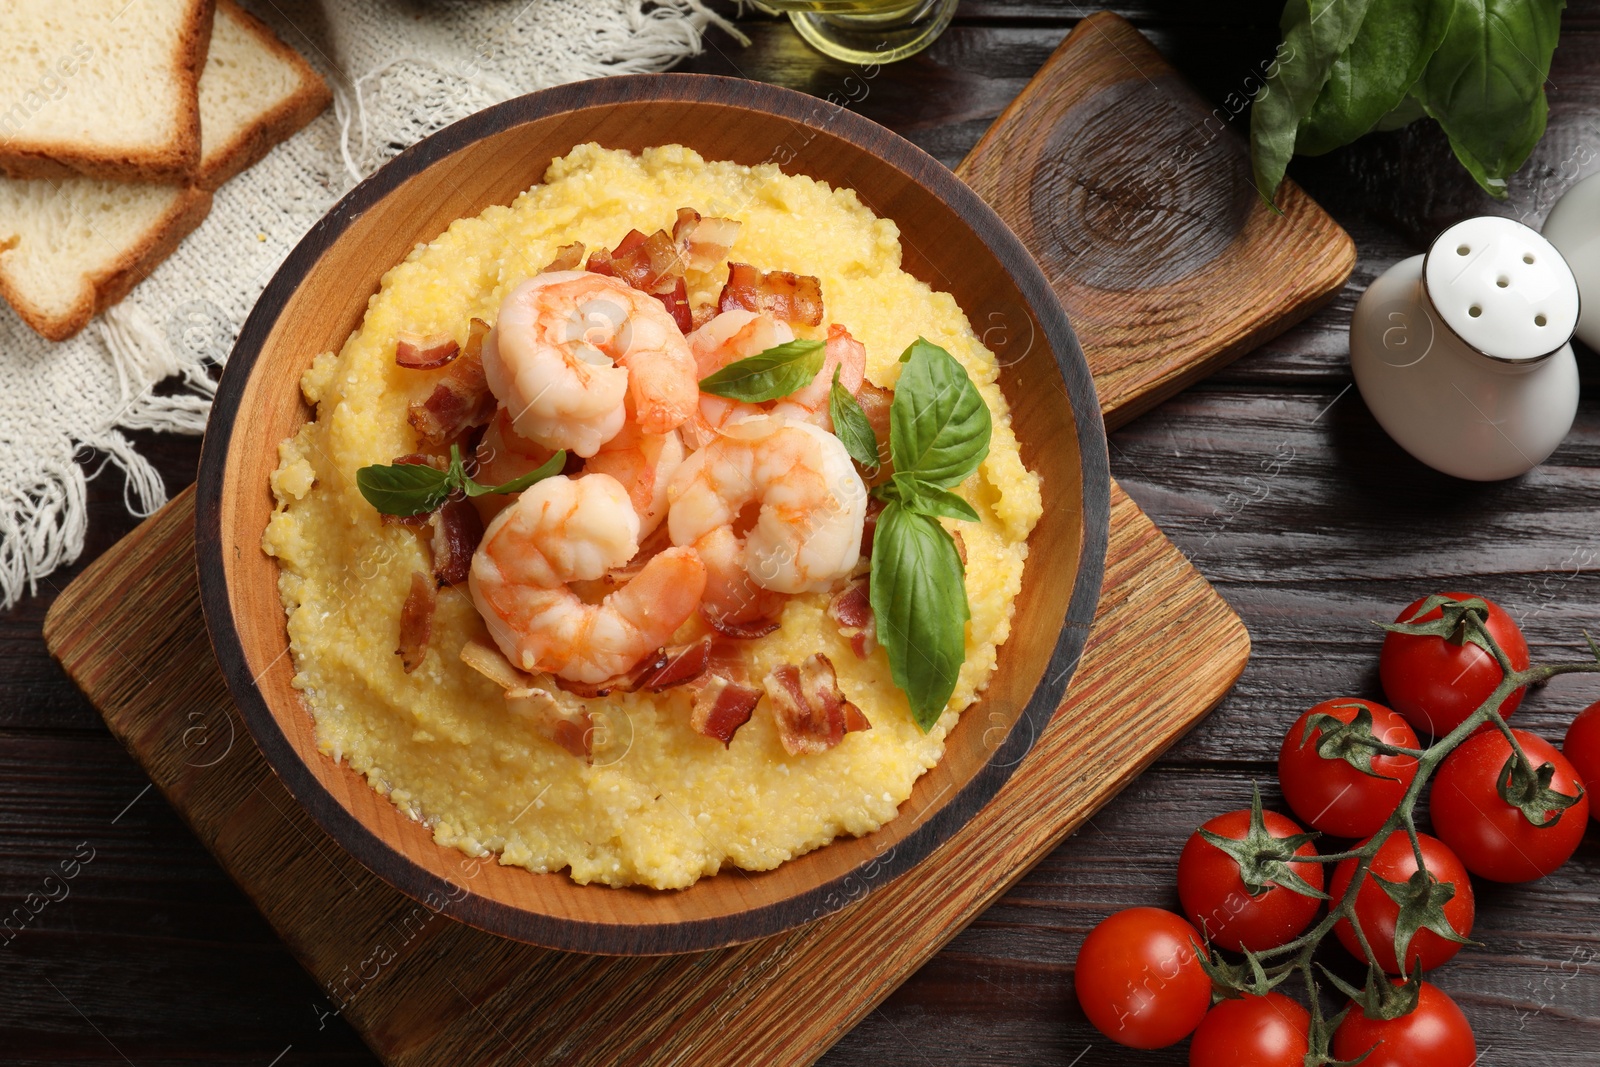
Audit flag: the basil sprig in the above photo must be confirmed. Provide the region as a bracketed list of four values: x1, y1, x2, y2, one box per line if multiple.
[867, 338, 991, 732]
[828, 367, 880, 470]
[698, 339, 825, 402]
[356, 444, 565, 517]
[1252, 0, 1564, 202]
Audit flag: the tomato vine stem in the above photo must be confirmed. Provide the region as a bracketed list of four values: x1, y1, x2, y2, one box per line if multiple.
[1208, 603, 1600, 1059]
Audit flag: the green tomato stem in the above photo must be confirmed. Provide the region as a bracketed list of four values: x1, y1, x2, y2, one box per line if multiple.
[1247, 629, 1600, 999]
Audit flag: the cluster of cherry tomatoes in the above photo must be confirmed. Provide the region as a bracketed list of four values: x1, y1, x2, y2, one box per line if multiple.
[1073, 594, 1599, 1065]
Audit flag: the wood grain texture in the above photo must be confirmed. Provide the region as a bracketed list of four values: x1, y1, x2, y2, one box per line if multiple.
[192, 73, 1107, 953]
[955, 12, 1354, 429]
[44, 480, 1245, 1066]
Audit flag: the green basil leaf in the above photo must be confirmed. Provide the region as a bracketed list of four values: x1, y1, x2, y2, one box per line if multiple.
[888, 338, 990, 490]
[1412, 0, 1561, 198]
[1249, 0, 1377, 204]
[903, 484, 980, 523]
[1372, 94, 1428, 132]
[828, 367, 880, 470]
[1296, 0, 1454, 157]
[698, 339, 825, 402]
[356, 461, 455, 517]
[869, 502, 969, 732]
[463, 450, 567, 497]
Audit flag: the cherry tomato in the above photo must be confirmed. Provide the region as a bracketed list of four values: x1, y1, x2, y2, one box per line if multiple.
[1379, 592, 1529, 737]
[1178, 809, 1324, 952]
[1188, 992, 1309, 1067]
[1564, 700, 1600, 823]
[1331, 980, 1477, 1067]
[1330, 832, 1474, 973]
[1278, 698, 1419, 838]
[1074, 908, 1210, 1049]
[1431, 728, 1589, 882]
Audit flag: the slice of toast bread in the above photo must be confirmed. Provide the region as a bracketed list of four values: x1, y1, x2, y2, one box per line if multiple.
[0, 181, 213, 340]
[196, 0, 331, 191]
[0, 1, 330, 341]
[0, 0, 218, 183]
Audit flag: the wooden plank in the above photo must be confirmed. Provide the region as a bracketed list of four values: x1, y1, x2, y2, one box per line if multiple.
[955, 11, 1354, 429]
[43, 479, 1246, 1066]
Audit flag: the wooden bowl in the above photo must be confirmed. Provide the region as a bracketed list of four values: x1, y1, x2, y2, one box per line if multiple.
[195, 74, 1110, 955]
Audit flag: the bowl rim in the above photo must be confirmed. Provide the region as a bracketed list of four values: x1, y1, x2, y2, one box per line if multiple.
[195, 72, 1110, 954]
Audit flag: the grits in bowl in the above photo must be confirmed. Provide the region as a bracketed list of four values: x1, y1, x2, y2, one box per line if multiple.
[263, 144, 1043, 889]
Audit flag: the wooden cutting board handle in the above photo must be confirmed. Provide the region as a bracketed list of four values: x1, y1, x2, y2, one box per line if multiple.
[958, 11, 1355, 429]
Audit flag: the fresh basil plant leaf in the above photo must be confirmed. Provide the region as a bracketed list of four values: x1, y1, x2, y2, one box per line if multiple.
[1249, 0, 1377, 204]
[358, 443, 568, 516]
[1296, 0, 1453, 157]
[828, 367, 880, 470]
[698, 339, 825, 402]
[904, 484, 980, 523]
[1412, 0, 1562, 198]
[888, 338, 991, 490]
[874, 473, 980, 523]
[869, 502, 970, 732]
[463, 450, 566, 497]
[356, 461, 453, 517]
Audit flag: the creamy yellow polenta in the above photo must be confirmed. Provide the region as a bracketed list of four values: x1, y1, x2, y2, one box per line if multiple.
[263, 144, 1044, 889]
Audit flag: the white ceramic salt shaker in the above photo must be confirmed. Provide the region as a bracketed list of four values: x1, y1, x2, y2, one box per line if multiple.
[1542, 170, 1600, 350]
[1348, 215, 1581, 481]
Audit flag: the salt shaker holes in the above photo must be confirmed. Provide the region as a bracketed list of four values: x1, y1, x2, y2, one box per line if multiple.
[1458, 244, 1471, 255]
[1536, 314, 1548, 327]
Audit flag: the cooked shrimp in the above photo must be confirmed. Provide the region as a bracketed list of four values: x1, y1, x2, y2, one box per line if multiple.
[688, 309, 794, 377]
[692, 524, 787, 634]
[470, 473, 707, 684]
[583, 405, 685, 537]
[682, 310, 792, 448]
[771, 323, 867, 431]
[667, 417, 867, 595]
[483, 271, 696, 458]
[470, 406, 560, 523]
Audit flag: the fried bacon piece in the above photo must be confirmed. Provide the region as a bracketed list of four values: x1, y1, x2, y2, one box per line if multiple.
[580, 210, 740, 328]
[704, 598, 784, 639]
[429, 498, 483, 586]
[588, 228, 681, 293]
[951, 528, 968, 567]
[717, 262, 824, 327]
[860, 496, 885, 558]
[690, 674, 762, 747]
[854, 381, 895, 480]
[507, 686, 593, 762]
[459, 639, 594, 761]
[827, 578, 877, 660]
[379, 457, 484, 582]
[396, 571, 436, 673]
[553, 637, 713, 699]
[653, 276, 692, 334]
[631, 638, 714, 692]
[407, 318, 495, 446]
[395, 331, 460, 370]
[763, 653, 871, 755]
[543, 241, 586, 273]
[672, 208, 741, 272]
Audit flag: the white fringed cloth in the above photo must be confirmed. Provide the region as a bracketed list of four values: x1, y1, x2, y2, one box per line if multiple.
[0, 0, 736, 607]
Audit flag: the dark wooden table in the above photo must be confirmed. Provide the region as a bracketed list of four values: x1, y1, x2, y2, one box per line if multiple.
[4, 3, 1598, 1063]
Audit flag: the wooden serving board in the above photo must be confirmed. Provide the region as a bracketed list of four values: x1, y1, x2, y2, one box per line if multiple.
[46, 482, 1245, 1066]
[43, 11, 1351, 1066]
[959, 12, 1355, 429]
